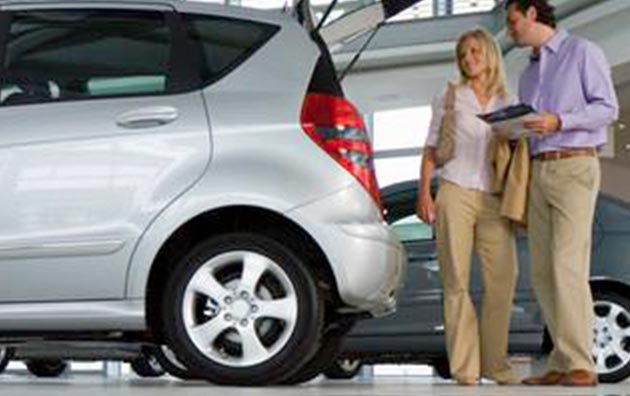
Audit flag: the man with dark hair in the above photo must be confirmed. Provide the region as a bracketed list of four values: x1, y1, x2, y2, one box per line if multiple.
[506, 0, 619, 387]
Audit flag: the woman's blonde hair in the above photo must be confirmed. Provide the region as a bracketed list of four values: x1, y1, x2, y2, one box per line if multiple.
[455, 29, 507, 98]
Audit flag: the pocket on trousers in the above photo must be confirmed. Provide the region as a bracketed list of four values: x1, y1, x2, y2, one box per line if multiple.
[553, 159, 597, 190]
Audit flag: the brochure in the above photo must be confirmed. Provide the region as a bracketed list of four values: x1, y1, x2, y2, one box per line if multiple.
[478, 103, 541, 138]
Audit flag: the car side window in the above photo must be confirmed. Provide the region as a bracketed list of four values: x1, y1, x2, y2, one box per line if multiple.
[1, 9, 171, 106]
[183, 13, 279, 87]
[391, 215, 434, 242]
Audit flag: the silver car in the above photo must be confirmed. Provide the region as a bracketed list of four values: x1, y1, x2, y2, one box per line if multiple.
[0, 0, 414, 385]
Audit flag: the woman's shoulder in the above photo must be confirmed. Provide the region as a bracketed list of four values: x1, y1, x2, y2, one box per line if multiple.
[432, 81, 460, 105]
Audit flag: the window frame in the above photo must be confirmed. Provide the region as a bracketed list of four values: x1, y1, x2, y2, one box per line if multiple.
[180, 12, 280, 90]
[0, 3, 186, 106]
[0, 3, 281, 108]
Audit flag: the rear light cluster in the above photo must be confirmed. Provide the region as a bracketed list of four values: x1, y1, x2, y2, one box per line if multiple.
[301, 93, 382, 212]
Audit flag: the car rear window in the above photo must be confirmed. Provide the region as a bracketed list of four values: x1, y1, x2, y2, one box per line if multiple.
[183, 14, 279, 87]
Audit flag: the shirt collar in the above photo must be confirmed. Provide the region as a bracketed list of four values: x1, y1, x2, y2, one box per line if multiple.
[542, 29, 568, 54]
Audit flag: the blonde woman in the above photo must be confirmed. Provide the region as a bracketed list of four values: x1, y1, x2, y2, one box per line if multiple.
[416, 29, 519, 385]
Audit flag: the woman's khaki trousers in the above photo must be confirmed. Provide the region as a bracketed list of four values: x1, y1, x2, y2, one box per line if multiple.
[436, 179, 518, 382]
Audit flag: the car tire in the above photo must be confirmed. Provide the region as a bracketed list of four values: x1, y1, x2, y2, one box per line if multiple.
[130, 351, 166, 378]
[0, 347, 14, 374]
[432, 357, 451, 379]
[151, 345, 198, 380]
[323, 357, 363, 380]
[161, 233, 324, 386]
[282, 319, 356, 384]
[25, 359, 68, 378]
[592, 288, 630, 383]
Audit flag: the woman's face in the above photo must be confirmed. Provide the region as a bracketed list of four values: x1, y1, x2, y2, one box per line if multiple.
[459, 37, 488, 80]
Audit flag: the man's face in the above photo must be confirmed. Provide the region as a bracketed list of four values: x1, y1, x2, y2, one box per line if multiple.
[506, 4, 535, 47]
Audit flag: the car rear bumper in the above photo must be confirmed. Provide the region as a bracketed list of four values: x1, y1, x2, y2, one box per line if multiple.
[286, 184, 406, 317]
[335, 223, 405, 316]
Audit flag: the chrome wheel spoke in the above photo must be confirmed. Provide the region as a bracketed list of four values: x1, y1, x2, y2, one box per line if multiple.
[257, 297, 297, 323]
[190, 317, 232, 350]
[237, 324, 270, 363]
[189, 269, 231, 303]
[240, 253, 271, 294]
[595, 347, 608, 372]
[611, 340, 630, 365]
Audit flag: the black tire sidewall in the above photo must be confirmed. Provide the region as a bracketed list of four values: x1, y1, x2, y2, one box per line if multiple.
[130, 356, 165, 378]
[0, 347, 13, 374]
[323, 358, 362, 380]
[25, 359, 68, 378]
[152, 346, 198, 380]
[161, 233, 323, 385]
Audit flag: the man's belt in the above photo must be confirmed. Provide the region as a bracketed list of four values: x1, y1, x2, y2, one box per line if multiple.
[532, 148, 597, 162]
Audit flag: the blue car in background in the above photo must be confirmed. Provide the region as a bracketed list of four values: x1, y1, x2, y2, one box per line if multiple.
[326, 180, 630, 383]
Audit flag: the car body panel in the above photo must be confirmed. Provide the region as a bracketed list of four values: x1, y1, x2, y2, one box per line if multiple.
[0, 90, 211, 302]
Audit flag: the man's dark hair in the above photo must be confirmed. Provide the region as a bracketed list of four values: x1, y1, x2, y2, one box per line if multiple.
[505, 0, 557, 28]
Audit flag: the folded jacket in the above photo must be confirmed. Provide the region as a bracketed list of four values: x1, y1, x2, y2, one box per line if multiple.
[489, 136, 530, 225]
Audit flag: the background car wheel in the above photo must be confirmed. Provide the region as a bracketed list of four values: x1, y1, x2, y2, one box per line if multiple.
[152, 345, 198, 380]
[323, 357, 363, 380]
[25, 359, 68, 378]
[281, 318, 356, 384]
[432, 357, 451, 379]
[130, 350, 166, 378]
[162, 233, 324, 386]
[0, 347, 14, 374]
[592, 288, 630, 383]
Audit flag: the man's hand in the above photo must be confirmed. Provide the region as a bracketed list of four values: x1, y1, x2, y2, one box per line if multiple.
[523, 112, 561, 135]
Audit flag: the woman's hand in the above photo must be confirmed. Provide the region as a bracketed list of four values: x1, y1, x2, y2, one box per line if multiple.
[416, 191, 437, 224]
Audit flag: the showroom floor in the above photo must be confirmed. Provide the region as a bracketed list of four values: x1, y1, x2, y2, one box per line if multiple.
[1, 374, 630, 396]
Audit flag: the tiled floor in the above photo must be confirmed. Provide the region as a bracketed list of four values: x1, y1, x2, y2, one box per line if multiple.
[0, 373, 629, 396]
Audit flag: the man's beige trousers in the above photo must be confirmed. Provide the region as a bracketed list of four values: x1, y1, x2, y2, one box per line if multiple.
[436, 179, 518, 382]
[528, 157, 600, 372]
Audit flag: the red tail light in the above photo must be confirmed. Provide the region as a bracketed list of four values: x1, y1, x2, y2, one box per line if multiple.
[300, 93, 382, 212]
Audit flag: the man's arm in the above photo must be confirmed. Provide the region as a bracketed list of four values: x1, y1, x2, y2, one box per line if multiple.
[558, 42, 619, 132]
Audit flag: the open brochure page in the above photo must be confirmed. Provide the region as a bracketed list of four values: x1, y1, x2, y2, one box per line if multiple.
[478, 104, 541, 138]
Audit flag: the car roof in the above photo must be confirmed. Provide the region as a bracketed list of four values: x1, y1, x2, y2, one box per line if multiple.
[0, 0, 181, 5]
[0, 0, 292, 25]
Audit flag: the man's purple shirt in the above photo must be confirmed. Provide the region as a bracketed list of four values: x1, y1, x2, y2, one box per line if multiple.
[518, 29, 619, 155]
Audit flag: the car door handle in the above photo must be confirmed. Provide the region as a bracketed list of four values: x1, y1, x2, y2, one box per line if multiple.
[116, 106, 179, 129]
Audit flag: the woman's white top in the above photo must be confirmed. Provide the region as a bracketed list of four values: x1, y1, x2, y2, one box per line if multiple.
[425, 84, 516, 192]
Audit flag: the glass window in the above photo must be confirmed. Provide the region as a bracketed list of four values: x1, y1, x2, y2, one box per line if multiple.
[1, 9, 171, 106]
[373, 106, 431, 151]
[391, 214, 433, 242]
[453, 0, 497, 15]
[389, 2, 434, 21]
[183, 14, 278, 86]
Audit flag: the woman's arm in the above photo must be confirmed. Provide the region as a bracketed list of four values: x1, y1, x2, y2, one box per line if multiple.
[417, 146, 437, 224]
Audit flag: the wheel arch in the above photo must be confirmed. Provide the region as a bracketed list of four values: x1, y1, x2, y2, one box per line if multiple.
[143, 205, 340, 343]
